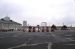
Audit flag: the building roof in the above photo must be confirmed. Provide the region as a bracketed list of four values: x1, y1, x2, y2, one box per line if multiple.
[0, 19, 22, 25]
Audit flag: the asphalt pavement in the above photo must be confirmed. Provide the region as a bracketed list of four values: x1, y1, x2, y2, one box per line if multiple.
[0, 30, 75, 49]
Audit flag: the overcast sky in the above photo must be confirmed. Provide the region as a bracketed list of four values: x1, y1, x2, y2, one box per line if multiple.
[0, 0, 75, 26]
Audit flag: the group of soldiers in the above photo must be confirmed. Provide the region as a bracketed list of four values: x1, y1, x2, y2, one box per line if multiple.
[0, 24, 68, 32]
[24, 24, 68, 32]
[27, 26, 50, 32]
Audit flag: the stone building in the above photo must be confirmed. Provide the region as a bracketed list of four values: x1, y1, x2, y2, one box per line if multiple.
[23, 20, 27, 26]
[0, 17, 22, 31]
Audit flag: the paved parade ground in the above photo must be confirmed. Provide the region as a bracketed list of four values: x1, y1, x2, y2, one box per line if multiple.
[0, 30, 75, 49]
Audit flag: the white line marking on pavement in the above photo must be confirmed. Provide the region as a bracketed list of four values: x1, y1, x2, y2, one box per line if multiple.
[65, 38, 75, 41]
[7, 42, 51, 49]
[7, 44, 39, 49]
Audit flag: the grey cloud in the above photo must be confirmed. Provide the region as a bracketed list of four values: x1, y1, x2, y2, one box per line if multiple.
[62, 1, 75, 25]
[0, 0, 75, 26]
[0, 1, 27, 17]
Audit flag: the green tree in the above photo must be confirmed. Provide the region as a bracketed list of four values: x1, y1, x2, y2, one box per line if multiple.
[61, 25, 67, 30]
[51, 24, 57, 32]
[51, 24, 57, 30]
